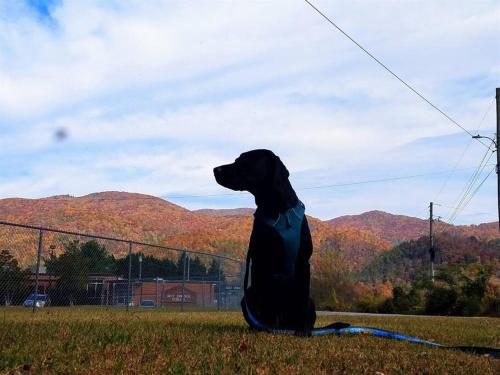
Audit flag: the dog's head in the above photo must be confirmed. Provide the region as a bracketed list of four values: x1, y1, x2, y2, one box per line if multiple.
[213, 149, 290, 195]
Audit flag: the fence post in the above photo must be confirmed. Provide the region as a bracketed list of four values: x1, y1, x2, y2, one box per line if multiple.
[127, 242, 132, 312]
[217, 257, 221, 311]
[240, 261, 245, 305]
[181, 251, 186, 312]
[156, 277, 159, 307]
[162, 279, 165, 310]
[140, 281, 143, 306]
[202, 276, 205, 308]
[33, 229, 43, 313]
[105, 282, 109, 309]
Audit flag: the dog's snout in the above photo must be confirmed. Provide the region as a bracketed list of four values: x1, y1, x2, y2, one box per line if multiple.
[213, 163, 244, 191]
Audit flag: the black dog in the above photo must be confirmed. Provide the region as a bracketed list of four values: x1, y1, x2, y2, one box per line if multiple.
[214, 149, 316, 332]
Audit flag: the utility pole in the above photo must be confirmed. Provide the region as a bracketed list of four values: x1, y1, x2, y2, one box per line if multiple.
[429, 202, 435, 283]
[139, 253, 142, 280]
[139, 253, 143, 305]
[473, 88, 499, 232]
[496, 87, 499, 232]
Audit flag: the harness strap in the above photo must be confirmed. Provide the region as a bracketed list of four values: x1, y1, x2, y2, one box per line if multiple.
[254, 201, 305, 279]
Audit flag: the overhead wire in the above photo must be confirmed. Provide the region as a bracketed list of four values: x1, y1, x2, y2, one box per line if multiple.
[448, 142, 495, 220]
[414, 206, 430, 220]
[304, 0, 495, 223]
[434, 203, 494, 217]
[153, 164, 496, 199]
[448, 165, 496, 224]
[447, 140, 496, 223]
[32, 3, 493, 222]
[28, 164, 492, 201]
[433, 98, 496, 204]
[303, 0, 489, 148]
[447, 150, 493, 223]
[297, 166, 494, 191]
[432, 139, 473, 202]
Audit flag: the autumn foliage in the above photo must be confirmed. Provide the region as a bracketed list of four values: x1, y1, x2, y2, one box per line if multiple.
[0, 191, 498, 315]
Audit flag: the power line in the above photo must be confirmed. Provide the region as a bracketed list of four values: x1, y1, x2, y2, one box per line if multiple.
[433, 98, 496, 203]
[448, 151, 493, 223]
[163, 192, 244, 199]
[474, 98, 496, 134]
[414, 206, 430, 220]
[298, 166, 494, 191]
[97, 165, 500, 199]
[434, 203, 494, 216]
[448, 142, 495, 221]
[161, 164, 494, 198]
[303, 0, 489, 148]
[15, 165, 493, 202]
[432, 138, 473, 203]
[447, 141, 496, 222]
[449, 166, 496, 224]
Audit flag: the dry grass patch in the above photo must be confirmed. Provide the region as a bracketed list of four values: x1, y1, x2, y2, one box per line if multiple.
[0, 308, 499, 374]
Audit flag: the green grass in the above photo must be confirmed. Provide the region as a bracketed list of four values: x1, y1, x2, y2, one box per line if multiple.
[0, 308, 499, 374]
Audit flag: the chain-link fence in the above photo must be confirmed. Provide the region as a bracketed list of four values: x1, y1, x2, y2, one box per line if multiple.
[0, 221, 244, 313]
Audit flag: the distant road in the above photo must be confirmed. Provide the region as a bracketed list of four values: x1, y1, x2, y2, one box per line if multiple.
[317, 311, 484, 319]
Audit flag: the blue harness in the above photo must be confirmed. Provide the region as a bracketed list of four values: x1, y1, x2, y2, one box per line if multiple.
[254, 201, 305, 280]
[243, 202, 500, 358]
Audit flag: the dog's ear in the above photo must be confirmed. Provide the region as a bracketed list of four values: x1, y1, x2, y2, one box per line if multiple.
[270, 155, 290, 191]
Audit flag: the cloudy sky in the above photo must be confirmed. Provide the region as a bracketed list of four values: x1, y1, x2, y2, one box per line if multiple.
[0, 0, 499, 224]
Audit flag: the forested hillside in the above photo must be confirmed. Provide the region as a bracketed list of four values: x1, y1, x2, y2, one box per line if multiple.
[327, 210, 499, 243]
[0, 192, 498, 273]
[1, 191, 499, 315]
[360, 233, 500, 283]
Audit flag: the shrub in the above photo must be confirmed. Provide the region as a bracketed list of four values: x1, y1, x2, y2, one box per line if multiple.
[392, 286, 421, 314]
[425, 286, 457, 315]
[354, 294, 388, 313]
[311, 250, 354, 311]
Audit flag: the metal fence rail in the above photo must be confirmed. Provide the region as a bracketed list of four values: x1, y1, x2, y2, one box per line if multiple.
[0, 220, 244, 312]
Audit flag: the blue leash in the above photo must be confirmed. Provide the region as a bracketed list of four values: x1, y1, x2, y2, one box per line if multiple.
[242, 299, 500, 358]
[242, 206, 499, 359]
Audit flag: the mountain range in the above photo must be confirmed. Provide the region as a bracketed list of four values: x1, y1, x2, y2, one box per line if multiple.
[0, 191, 498, 268]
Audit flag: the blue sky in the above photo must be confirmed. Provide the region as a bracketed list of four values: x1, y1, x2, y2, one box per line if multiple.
[0, 0, 499, 224]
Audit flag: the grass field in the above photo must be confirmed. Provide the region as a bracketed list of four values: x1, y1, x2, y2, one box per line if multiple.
[0, 308, 499, 374]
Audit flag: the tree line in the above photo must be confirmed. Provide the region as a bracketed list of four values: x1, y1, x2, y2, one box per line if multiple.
[2, 233, 498, 314]
[0, 239, 225, 306]
[311, 234, 500, 317]
[355, 263, 499, 316]
[44, 240, 223, 280]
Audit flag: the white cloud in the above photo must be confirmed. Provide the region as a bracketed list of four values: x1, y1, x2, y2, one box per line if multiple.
[0, 0, 498, 224]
